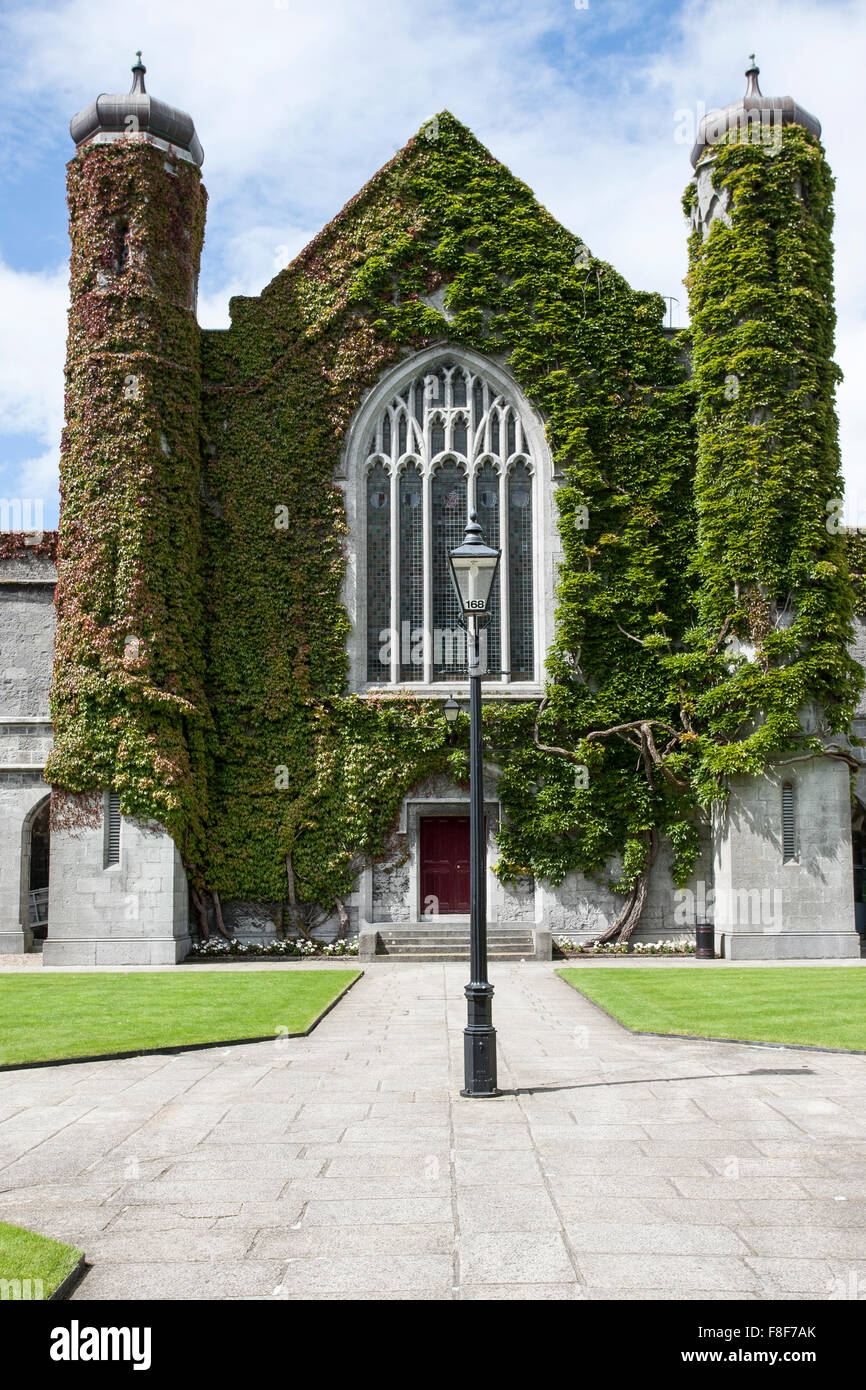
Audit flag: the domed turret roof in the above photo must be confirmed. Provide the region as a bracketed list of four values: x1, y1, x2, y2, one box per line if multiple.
[70, 53, 204, 167]
[690, 58, 820, 168]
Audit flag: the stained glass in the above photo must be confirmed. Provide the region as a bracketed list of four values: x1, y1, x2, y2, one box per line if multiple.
[366, 462, 390, 681]
[399, 463, 423, 681]
[509, 462, 534, 680]
[432, 463, 467, 680]
[361, 360, 535, 684]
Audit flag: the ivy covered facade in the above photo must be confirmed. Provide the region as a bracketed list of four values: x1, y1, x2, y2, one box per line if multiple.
[0, 57, 863, 963]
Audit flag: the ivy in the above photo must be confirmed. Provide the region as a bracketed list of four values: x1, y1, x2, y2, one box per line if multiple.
[46, 115, 858, 929]
[679, 124, 860, 795]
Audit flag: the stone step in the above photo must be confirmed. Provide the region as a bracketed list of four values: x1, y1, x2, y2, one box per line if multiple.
[372, 924, 537, 961]
[378, 945, 536, 956]
[379, 931, 533, 941]
[376, 951, 532, 961]
[378, 922, 532, 927]
[379, 937, 532, 946]
[377, 929, 534, 938]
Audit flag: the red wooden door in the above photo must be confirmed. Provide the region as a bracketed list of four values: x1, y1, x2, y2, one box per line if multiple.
[420, 817, 471, 914]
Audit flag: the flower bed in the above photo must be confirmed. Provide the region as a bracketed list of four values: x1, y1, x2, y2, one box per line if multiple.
[554, 936, 695, 957]
[188, 938, 360, 960]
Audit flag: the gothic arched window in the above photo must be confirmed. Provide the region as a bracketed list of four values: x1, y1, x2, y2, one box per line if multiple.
[361, 359, 537, 685]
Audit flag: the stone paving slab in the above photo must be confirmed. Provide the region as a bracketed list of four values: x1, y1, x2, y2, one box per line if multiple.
[0, 960, 864, 1300]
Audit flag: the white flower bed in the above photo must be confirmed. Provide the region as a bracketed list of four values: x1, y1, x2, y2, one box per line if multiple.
[189, 938, 359, 959]
[555, 935, 695, 956]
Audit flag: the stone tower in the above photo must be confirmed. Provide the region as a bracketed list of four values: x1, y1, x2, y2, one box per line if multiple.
[685, 61, 860, 957]
[43, 57, 209, 964]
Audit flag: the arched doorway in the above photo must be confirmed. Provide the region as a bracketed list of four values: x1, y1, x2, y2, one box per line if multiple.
[22, 795, 50, 946]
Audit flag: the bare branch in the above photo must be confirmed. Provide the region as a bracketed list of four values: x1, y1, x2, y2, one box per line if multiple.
[775, 749, 861, 772]
[708, 614, 735, 654]
[615, 622, 646, 646]
[584, 719, 679, 742]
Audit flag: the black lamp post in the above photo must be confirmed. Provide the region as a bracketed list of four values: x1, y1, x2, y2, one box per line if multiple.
[449, 511, 501, 1098]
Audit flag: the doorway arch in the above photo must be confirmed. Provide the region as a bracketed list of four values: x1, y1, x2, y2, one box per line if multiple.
[20, 793, 50, 946]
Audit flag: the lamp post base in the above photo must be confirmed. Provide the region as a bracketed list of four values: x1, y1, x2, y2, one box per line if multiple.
[462, 982, 498, 1097]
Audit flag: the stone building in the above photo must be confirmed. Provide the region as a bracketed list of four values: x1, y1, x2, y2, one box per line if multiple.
[0, 56, 862, 963]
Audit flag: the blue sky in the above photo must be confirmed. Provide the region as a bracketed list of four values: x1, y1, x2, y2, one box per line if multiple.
[1, 0, 863, 530]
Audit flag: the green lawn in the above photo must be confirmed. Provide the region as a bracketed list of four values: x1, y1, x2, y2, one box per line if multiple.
[0, 1221, 83, 1299]
[0, 969, 360, 1066]
[558, 966, 866, 1050]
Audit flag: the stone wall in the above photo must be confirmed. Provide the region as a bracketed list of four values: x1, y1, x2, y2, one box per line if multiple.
[0, 552, 56, 715]
[542, 835, 709, 945]
[372, 856, 411, 924]
[713, 756, 859, 958]
[0, 549, 56, 951]
[218, 900, 353, 945]
[44, 796, 190, 965]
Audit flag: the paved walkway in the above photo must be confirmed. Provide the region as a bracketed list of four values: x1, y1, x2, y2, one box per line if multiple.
[1, 962, 865, 1300]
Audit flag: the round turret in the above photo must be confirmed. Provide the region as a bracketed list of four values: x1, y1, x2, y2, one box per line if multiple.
[690, 57, 820, 168]
[70, 53, 204, 167]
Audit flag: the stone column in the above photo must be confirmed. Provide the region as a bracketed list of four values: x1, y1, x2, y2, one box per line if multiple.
[713, 757, 859, 958]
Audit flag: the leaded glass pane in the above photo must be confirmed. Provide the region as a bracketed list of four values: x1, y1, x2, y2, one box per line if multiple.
[453, 415, 467, 456]
[432, 463, 467, 680]
[366, 463, 390, 681]
[509, 462, 534, 680]
[399, 464, 423, 681]
[475, 462, 501, 677]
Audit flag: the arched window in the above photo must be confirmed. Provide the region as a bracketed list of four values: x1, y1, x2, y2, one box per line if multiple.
[782, 781, 796, 862]
[366, 462, 390, 683]
[360, 358, 538, 685]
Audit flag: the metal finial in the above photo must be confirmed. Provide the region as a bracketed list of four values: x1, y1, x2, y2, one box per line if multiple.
[745, 54, 762, 99]
[130, 51, 146, 94]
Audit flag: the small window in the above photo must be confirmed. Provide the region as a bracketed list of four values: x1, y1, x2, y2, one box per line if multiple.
[115, 219, 129, 274]
[105, 791, 121, 867]
[782, 782, 796, 862]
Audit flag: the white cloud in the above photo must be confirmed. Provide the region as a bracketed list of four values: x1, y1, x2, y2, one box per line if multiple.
[0, 256, 66, 515]
[0, 255, 67, 439]
[197, 222, 318, 329]
[5, 447, 61, 528]
[0, 0, 863, 504]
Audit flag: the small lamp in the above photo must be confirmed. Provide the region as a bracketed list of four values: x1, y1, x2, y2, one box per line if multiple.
[444, 696, 459, 723]
[448, 511, 501, 618]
